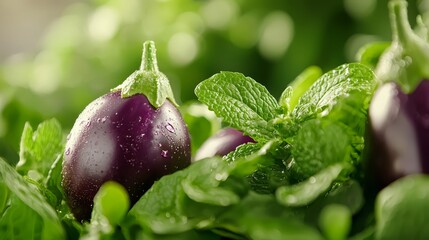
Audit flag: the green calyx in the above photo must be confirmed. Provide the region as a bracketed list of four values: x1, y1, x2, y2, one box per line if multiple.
[375, 0, 429, 93]
[112, 41, 178, 108]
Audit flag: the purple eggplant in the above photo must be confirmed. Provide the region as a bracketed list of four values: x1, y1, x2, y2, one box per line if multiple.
[367, 1, 429, 188]
[62, 41, 191, 221]
[368, 81, 429, 187]
[194, 128, 255, 161]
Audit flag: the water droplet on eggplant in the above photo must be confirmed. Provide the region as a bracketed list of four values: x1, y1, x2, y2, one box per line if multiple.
[165, 123, 175, 133]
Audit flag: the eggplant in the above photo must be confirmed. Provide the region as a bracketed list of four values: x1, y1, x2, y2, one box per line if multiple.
[368, 80, 429, 187]
[368, 1, 429, 188]
[62, 41, 191, 221]
[194, 128, 255, 161]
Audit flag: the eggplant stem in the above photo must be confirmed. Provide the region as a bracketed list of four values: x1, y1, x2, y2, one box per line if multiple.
[389, 0, 413, 46]
[140, 41, 159, 72]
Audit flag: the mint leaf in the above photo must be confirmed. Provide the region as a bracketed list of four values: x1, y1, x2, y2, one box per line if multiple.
[280, 66, 322, 113]
[356, 42, 390, 69]
[0, 195, 44, 240]
[215, 192, 323, 240]
[375, 175, 429, 240]
[290, 119, 351, 180]
[82, 182, 130, 240]
[182, 157, 242, 206]
[125, 170, 197, 235]
[137, 229, 221, 240]
[291, 63, 375, 123]
[0, 181, 8, 214]
[319, 204, 352, 240]
[247, 158, 289, 194]
[276, 163, 345, 207]
[195, 71, 279, 141]
[16, 119, 64, 179]
[0, 158, 64, 239]
[308, 180, 364, 216]
[45, 154, 64, 207]
[223, 142, 261, 163]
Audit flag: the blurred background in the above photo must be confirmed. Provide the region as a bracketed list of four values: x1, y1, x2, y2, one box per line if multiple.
[0, 0, 424, 163]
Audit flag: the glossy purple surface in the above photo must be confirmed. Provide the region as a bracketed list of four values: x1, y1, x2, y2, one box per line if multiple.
[62, 91, 191, 221]
[194, 128, 255, 161]
[368, 80, 429, 187]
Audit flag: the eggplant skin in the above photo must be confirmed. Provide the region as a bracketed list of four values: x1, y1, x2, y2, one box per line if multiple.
[367, 80, 429, 188]
[62, 91, 191, 221]
[194, 128, 255, 161]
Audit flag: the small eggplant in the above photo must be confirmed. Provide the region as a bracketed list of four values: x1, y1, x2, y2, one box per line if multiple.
[367, 1, 429, 188]
[62, 41, 191, 221]
[368, 80, 429, 187]
[194, 128, 255, 161]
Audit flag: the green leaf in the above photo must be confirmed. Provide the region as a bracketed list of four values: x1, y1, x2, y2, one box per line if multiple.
[215, 192, 323, 240]
[319, 204, 352, 240]
[0, 181, 8, 214]
[356, 42, 390, 69]
[280, 66, 322, 112]
[112, 41, 177, 107]
[81, 181, 130, 240]
[92, 181, 129, 225]
[0, 158, 64, 239]
[223, 142, 261, 163]
[16, 119, 64, 179]
[45, 154, 64, 207]
[125, 170, 197, 235]
[247, 159, 289, 194]
[0, 195, 44, 240]
[195, 71, 280, 141]
[137, 229, 221, 240]
[290, 119, 351, 180]
[182, 157, 242, 206]
[276, 164, 345, 207]
[375, 175, 429, 240]
[291, 63, 375, 124]
[308, 180, 364, 216]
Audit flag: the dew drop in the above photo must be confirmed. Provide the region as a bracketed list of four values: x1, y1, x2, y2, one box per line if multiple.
[161, 150, 169, 158]
[165, 123, 175, 133]
[86, 121, 91, 127]
[65, 148, 71, 155]
[96, 118, 101, 123]
[101, 117, 107, 123]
